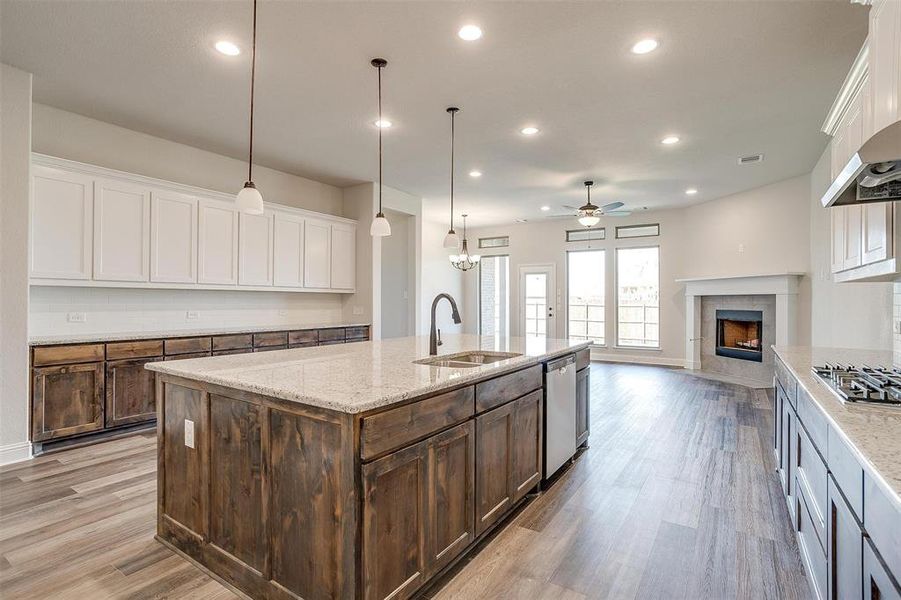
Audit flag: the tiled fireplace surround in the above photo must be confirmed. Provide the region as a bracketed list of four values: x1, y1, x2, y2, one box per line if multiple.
[680, 274, 803, 386]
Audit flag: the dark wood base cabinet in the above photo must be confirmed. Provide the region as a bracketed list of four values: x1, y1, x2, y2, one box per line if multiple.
[156, 361, 548, 600]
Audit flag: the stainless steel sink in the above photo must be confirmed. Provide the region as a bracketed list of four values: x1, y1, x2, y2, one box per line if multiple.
[414, 351, 522, 368]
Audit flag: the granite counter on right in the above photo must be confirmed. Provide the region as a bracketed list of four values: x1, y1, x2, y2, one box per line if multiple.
[772, 345, 900, 600]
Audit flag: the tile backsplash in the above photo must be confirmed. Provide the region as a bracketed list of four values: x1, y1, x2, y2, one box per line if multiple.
[29, 286, 347, 337]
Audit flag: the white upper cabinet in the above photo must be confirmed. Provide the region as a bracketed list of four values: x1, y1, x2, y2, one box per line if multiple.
[198, 199, 239, 285]
[273, 212, 304, 288]
[832, 207, 847, 274]
[330, 223, 356, 291]
[150, 190, 197, 283]
[303, 218, 331, 289]
[239, 212, 274, 286]
[843, 204, 864, 271]
[93, 178, 151, 282]
[863, 202, 893, 264]
[869, 0, 901, 134]
[30, 165, 94, 280]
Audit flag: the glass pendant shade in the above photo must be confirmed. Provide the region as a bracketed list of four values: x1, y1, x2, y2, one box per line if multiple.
[578, 213, 600, 227]
[443, 229, 460, 249]
[370, 212, 391, 236]
[236, 182, 264, 215]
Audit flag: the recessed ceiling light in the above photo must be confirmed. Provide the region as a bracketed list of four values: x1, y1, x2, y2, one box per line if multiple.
[661, 135, 680, 145]
[685, 188, 698, 195]
[374, 119, 392, 129]
[540, 206, 551, 211]
[631, 39, 659, 55]
[215, 40, 241, 56]
[520, 126, 540, 136]
[469, 170, 482, 178]
[458, 25, 483, 41]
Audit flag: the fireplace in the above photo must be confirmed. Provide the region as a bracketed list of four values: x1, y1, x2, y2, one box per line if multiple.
[715, 309, 763, 362]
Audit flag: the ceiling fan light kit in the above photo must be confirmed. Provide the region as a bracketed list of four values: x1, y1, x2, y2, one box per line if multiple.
[370, 57, 392, 237]
[577, 180, 601, 227]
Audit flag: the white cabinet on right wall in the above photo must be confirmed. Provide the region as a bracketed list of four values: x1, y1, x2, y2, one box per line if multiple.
[303, 218, 331, 289]
[198, 199, 239, 285]
[273, 212, 304, 288]
[869, 0, 901, 134]
[330, 223, 356, 291]
[150, 190, 197, 283]
[30, 165, 94, 280]
[831, 201, 899, 282]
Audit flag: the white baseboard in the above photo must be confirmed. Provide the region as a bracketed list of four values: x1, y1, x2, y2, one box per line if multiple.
[0, 441, 33, 466]
[589, 348, 686, 368]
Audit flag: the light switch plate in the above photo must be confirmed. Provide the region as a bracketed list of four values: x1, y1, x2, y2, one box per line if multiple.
[353, 306, 364, 316]
[185, 311, 198, 320]
[66, 312, 87, 323]
[184, 419, 195, 448]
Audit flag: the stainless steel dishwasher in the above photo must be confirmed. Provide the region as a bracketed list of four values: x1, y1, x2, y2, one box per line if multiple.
[544, 353, 577, 479]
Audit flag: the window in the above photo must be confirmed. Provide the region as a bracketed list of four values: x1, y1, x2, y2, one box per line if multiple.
[566, 228, 605, 242]
[616, 247, 659, 348]
[616, 223, 659, 239]
[479, 255, 510, 336]
[479, 236, 509, 249]
[567, 250, 605, 345]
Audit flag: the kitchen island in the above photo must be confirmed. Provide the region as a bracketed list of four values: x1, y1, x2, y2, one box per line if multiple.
[147, 334, 591, 600]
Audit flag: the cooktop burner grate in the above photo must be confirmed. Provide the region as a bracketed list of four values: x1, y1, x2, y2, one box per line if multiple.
[810, 363, 901, 406]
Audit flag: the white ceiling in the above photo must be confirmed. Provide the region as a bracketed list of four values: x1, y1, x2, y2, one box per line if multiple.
[1, 1, 867, 226]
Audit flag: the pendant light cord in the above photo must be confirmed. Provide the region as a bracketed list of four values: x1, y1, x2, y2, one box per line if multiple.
[449, 109, 455, 230]
[377, 62, 383, 214]
[247, 0, 257, 183]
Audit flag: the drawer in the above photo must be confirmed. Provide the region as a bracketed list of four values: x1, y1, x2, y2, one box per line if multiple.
[164, 351, 210, 360]
[775, 356, 797, 408]
[797, 487, 828, 600]
[864, 473, 901, 579]
[361, 386, 475, 460]
[164, 337, 211, 356]
[319, 340, 346, 346]
[797, 425, 828, 548]
[797, 387, 828, 457]
[106, 339, 163, 360]
[254, 345, 287, 352]
[212, 334, 253, 351]
[288, 329, 318, 345]
[212, 348, 248, 356]
[575, 347, 590, 371]
[33, 343, 105, 366]
[318, 327, 346, 343]
[346, 326, 369, 340]
[828, 426, 864, 520]
[475, 365, 542, 413]
[288, 342, 318, 349]
[253, 331, 288, 348]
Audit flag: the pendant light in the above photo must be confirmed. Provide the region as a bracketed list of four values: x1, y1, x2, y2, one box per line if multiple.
[577, 180, 601, 227]
[443, 107, 461, 249]
[369, 58, 391, 237]
[449, 214, 481, 271]
[236, 0, 264, 215]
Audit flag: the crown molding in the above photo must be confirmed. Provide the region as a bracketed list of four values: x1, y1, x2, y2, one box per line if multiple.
[821, 41, 869, 136]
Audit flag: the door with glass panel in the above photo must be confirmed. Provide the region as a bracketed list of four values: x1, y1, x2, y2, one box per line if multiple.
[519, 265, 556, 339]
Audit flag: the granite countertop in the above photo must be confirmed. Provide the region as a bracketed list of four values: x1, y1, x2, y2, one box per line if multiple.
[773, 345, 901, 507]
[147, 334, 591, 414]
[28, 322, 371, 346]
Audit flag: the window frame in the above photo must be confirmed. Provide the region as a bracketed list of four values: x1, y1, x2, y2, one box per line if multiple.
[566, 228, 606, 242]
[614, 244, 661, 350]
[615, 223, 660, 240]
[478, 236, 509, 249]
[477, 253, 510, 336]
[565, 248, 607, 347]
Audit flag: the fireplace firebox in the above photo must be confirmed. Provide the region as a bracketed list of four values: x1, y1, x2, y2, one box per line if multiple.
[715, 309, 763, 362]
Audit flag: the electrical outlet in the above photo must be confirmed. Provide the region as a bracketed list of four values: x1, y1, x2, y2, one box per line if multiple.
[184, 419, 195, 449]
[738, 243, 745, 253]
[353, 306, 364, 316]
[66, 312, 87, 323]
[278, 310, 288, 317]
[185, 311, 198, 320]
[895, 320, 901, 335]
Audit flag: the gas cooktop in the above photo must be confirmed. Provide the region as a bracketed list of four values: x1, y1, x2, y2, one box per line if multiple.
[811, 363, 901, 406]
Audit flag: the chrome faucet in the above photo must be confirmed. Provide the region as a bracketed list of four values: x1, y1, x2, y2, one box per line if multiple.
[429, 293, 462, 355]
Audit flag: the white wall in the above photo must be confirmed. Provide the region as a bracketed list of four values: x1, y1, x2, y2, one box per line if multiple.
[421, 219, 465, 335]
[0, 64, 33, 464]
[380, 209, 415, 338]
[463, 174, 813, 366]
[808, 148, 893, 349]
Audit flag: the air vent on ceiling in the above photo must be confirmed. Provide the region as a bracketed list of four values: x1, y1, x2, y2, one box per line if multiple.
[738, 153, 764, 165]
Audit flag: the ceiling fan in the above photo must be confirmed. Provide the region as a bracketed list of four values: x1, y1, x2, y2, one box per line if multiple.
[545, 181, 631, 223]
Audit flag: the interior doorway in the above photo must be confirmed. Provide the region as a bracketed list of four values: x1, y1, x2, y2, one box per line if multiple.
[380, 209, 415, 338]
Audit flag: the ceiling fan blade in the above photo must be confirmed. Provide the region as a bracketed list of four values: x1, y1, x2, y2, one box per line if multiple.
[600, 201, 624, 211]
[604, 210, 632, 217]
[561, 204, 581, 211]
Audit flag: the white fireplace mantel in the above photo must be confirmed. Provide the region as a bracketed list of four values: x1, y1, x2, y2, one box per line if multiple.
[677, 273, 804, 370]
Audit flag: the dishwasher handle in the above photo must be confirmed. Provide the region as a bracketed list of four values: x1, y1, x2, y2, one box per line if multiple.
[546, 354, 576, 373]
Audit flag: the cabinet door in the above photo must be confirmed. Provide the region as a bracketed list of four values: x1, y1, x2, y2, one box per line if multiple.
[781, 398, 797, 524]
[475, 402, 514, 536]
[863, 202, 893, 265]
[32, 363, 104, 441]
[362, 439, 428, 600]
[774, 383, 783, 466]
[827, 477, 863, 600]
[576, 367, 590, 447]
[844, 204, 864, 271]
[426, 421, 475, 577]
[330, 223, 356, 290]
[273, 212, 304, 287]
[511, 390, 542, 504]
[304, 218, 331, 289]
[105, 358, 159, 428]
[93, 179, 151, 282]
[863, 538, 901, 600]
[869, 0, 901, 135]
[238, 212, 274, 286]
[832, 207, 847, 274]
[150, 191, 197, 283]
[198, 200, 239, 285]
[30, 166, 94, 280]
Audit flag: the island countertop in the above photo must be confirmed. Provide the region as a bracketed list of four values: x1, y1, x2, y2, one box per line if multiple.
[147, 333, 591, 414]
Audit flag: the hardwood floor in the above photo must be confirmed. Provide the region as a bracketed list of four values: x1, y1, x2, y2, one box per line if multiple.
[0, 363, 809, 599]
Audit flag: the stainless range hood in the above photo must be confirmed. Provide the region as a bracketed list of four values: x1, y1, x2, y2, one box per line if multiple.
[821, 120, 901, 207]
